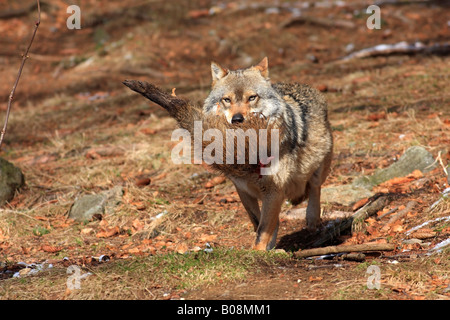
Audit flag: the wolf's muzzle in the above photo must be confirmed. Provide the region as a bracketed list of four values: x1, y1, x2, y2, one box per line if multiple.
[231, 113, 244, 124]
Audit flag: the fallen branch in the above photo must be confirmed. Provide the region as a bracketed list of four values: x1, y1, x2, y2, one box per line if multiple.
[122, 79, 199, 125]
[295, 243, 396, 259]
[430, 188, 450, 211]
[429, 238, 450, 252]
[406, 214, 450, 236]
[351, 194, 392, 233]
[338, 41, 450, 63]
[0, 0, 41, 149]
[281, 15, 355, 29]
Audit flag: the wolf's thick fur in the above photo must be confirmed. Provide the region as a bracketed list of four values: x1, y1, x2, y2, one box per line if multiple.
[123, 57, 333, 251]
[203, 58, 333, 250]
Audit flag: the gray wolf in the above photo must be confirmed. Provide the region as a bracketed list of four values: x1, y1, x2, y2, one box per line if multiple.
[203, 57, 333, 250]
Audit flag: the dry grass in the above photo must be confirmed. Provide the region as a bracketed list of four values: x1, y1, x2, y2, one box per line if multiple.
[0, 248, 292, 300]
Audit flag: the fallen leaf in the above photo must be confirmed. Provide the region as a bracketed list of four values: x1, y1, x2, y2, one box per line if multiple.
[188, 9, 209, 19]
[409, 229, 436, 239]
[200, 233, 217, 242]
[80, 228, 94, 235]
[128, 247, 143, 255]
[392, 224, 404, 232]
[41, 245, 63, 253]
[135, 177, 151, 187]
[353, 198, 369, 211]
[99, 220, 109, 228]
[85, 146, 124, 159]
[309, 276, 323, 282]
[205, 176, 226, 188]
[365, 217, 377, 226]
[131, 201, 146, 210]
[21, 246, 31, 254]
[132, 219, 144, 232]
[367, 112, 386, 121]
[139, 128, 157, 135]
[192, 194, 207, 204]
[0, 229, 9, 241]
[96, 226, 120, 238]
[154, 173, 167, 180]
[34, 216, 49, 221]
[410, 169, 423, 179]
[121, 243, 132, 250]
[154, 241, 167, 249]
[176, 243, 189, 254]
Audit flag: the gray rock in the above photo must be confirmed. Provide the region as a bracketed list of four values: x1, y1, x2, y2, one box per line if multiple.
[68, 186, 123, 222]
[321, 184, 374, 206]
[280, 207, 306, 220]
[352, 146, 437, 189]
[0, 158, 25, 206]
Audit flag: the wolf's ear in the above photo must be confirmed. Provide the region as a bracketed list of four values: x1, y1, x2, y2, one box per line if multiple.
[211, 62, 228, 86]
[254, 57, 269, 79]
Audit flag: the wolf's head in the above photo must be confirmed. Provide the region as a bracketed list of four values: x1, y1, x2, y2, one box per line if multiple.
[203, 57, 283, 124]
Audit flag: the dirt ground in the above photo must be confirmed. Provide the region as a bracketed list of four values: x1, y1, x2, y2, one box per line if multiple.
[0, 0, 449, 300]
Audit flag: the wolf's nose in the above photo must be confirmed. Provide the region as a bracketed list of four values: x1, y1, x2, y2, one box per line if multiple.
[231, 113, 244, 124]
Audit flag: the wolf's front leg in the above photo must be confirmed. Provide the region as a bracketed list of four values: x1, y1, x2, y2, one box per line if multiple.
[306, 184, 321, 231]
[235, 187, 261, 231]
[253, 193, 283, 250]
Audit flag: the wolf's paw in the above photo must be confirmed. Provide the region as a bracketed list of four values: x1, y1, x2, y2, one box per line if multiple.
[306, 218, 321, 232]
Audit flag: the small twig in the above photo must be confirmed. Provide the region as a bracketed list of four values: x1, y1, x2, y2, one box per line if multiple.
[0, 0, 41, 149]
[376, 206, 399, 221]
[436, 151, 448, 177]
[381, 201, 417, 231]
[295, 243, 396, 259]
[424, 150, 440, 172]
[0, 209, 39, 221]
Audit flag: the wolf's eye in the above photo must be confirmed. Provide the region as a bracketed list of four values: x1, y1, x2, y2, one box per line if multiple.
[222, 97, 231, 103]
[248, 95, 258, 102]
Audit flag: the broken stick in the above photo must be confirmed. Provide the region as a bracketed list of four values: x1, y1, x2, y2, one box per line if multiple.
[295, 243, 396, 259]
[123, 79, 203, 133]
[351, 194, 391, 233]
[338, 41, 450, 63]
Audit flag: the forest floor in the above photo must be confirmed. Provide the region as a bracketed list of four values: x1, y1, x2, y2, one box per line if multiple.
[0, 0, 449, 300]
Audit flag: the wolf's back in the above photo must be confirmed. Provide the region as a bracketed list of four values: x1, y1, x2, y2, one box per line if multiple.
[271, 83, 331, 157]
[272, 82, 329, 122]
